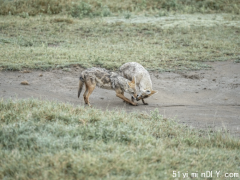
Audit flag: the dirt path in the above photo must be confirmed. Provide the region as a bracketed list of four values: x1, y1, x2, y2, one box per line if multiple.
[1, 61, 240, 136]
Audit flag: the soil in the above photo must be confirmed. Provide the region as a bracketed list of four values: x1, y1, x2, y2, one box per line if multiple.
[1, 61, 240, 137]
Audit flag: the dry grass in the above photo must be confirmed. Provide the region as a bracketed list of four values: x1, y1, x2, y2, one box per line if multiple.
[1, 0, 240, 16]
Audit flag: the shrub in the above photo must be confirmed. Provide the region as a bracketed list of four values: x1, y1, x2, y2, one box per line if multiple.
[71, 1, 93, 18]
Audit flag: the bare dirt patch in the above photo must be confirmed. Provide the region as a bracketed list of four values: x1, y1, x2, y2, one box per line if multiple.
[105, 14, 240, 28]
[1, 61, 240, 136]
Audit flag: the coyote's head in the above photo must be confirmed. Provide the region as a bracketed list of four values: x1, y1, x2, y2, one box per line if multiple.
[125, 77, 138, 99]
[136, 89, 158, 101]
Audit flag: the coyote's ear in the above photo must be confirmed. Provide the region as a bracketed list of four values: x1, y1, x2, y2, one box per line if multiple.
[128, 77, 136, 88]
[128, 81, 135, 88]
[151, 90, 158, 95]
[131, 76, 136, 85]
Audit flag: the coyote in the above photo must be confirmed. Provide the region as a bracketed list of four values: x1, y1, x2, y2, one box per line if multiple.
[78, 67, 138, 106]
[119, 62, 157, 105]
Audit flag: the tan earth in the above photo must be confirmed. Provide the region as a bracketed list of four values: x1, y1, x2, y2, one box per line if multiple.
[0, 61, 240, 136]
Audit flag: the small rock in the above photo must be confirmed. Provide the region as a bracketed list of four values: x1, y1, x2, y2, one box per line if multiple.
[21, 81, 29, 85]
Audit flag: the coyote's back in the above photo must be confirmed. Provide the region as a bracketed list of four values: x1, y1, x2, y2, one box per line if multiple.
[119, 62, 152, 92]
[119, 62, 157, 105]
[78, 67, 112, 98]
[78, 67, 138, 106]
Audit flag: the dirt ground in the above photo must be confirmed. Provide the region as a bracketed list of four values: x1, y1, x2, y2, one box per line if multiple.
[0, 61, 240, 136]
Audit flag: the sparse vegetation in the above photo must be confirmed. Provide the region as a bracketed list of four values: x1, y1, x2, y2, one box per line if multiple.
[124, 11, 132, 19]
[0, 99, 239, 179]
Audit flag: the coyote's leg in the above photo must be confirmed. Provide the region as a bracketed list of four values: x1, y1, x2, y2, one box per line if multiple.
[85, 83, 96, 107]
[122, 92, 127, 103]
[83, 83, 89, 104]
[131, 96, 135, 102]
[116, 90, 138, 106]
[120, 92, 131, 104]
[142, 98, 148, 105]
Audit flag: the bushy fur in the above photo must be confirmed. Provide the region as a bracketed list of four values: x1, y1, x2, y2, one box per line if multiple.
[119, 62, 157, 105]
[78, 67, 138, 106]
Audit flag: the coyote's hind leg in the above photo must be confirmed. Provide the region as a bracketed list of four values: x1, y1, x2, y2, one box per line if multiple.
[83, 83, 89, 105]
[85, 82, 96, 107]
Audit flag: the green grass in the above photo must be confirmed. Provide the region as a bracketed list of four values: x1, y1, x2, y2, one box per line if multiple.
[0, 98, 239, 179]
[0, 14, 240, 71]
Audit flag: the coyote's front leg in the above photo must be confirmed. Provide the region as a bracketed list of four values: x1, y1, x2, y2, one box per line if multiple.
[131, 95, 135, 102]
[116, 91, 138, 106]
[141, 98, 148, 105]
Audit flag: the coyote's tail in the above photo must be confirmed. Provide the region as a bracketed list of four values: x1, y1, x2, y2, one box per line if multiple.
[78, 75, 85, 98]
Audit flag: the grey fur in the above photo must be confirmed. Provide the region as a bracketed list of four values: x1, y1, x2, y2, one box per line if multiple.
[79, 68, 134, 93]
[119, 62, 152, 94]
[79, 67, 112, 89]
[78, 67, 136, 102]
[119, 62, 157, 104]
